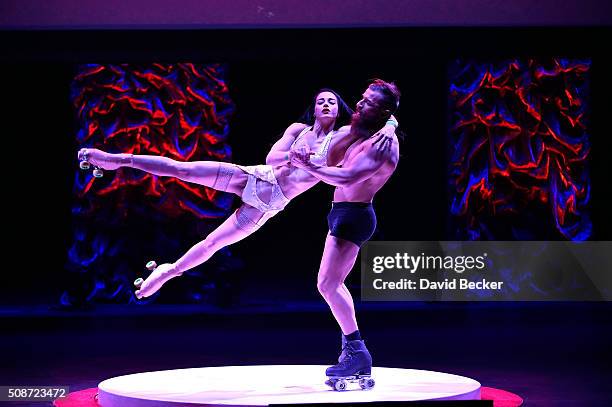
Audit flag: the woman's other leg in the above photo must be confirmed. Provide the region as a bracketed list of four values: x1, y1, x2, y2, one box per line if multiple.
[135, 204, 266, 298]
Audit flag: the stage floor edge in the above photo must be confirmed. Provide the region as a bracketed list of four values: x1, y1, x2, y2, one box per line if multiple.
[98, 365, 481, 406]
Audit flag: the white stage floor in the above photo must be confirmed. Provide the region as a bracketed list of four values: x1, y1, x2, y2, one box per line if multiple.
[98, 365, 481, 406]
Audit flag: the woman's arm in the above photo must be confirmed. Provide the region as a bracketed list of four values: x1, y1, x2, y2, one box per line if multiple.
[370, 115, 399, 154]
[265, 122, 308, 166]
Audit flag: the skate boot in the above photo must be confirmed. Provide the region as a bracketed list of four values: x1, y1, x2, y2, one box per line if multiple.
[337, 333, 347, 362]
[134, 261, 182, 299]
[325, 339, 375, 391]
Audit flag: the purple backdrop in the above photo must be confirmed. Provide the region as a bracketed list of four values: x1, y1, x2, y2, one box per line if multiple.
[1, 0, 611, 29]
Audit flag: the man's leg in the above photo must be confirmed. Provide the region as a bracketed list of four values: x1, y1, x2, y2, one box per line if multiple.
[318, 233, 374, 382]
[317, 233, 361, 335]
[135, 204, 264, 298]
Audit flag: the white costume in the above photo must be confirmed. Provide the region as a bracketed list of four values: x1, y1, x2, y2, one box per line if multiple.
[235, 126, 334, 227]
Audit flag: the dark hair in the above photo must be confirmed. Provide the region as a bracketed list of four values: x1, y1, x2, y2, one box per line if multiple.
[297, 88, 354, 130]
[368, 78, 401, 114]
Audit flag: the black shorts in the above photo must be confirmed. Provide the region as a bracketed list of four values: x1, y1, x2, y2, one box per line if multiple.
[327, 202, 377, 247]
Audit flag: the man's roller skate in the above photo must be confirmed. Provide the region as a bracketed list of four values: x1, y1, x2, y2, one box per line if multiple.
[325, 339, 375, 391]
[134, 260, 181, 299]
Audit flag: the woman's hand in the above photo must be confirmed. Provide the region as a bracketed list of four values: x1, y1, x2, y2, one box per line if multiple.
[372, 124, 395, 154]
[289, 145, 314, 168]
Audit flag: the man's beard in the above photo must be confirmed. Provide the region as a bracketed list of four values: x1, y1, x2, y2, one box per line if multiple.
[351, 111, 382, 137]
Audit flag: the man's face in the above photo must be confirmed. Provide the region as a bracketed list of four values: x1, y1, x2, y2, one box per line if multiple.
[354, 87, 386, 125]
[314, 91, 339, 121]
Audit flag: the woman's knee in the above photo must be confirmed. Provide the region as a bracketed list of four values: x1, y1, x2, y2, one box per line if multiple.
[232, 206, 263, 233]
[200, 236, 220, 253]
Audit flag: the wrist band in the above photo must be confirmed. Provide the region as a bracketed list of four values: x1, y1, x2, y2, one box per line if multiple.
[386, 118, 399, 128]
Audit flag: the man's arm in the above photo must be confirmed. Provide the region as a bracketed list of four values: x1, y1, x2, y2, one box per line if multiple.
[292, 144, 390, 187]
[265, 123, 308, 166]
[328, 118, 398, 164]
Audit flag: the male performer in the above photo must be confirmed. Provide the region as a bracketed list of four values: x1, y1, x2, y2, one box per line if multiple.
[291, 79, 401, 381]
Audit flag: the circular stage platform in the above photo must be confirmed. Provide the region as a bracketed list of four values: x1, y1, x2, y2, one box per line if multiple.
[98, 365, 481, 406]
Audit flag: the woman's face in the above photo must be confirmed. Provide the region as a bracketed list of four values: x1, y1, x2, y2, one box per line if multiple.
[314, 91, 339, 121]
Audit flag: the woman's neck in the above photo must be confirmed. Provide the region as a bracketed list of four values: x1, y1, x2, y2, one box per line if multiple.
[314, 119, 335, 136]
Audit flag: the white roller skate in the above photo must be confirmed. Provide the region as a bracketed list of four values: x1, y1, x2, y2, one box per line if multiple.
[134, 260, 181, 299]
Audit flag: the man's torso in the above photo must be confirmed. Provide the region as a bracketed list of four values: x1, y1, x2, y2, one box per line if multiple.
[333, 134, 399, 202]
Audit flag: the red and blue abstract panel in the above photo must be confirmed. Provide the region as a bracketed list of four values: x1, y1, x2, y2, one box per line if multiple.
[65, 64, 236, 305]
[72, 63, 235, 219]
[449, 59, 591, 241]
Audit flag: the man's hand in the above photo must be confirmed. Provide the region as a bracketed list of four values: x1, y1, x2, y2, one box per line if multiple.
[77, 148, 124, 170]
[372, 125, 395, 156]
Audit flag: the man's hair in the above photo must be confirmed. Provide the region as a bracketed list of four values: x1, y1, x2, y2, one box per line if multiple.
[368, 79, 401, 114]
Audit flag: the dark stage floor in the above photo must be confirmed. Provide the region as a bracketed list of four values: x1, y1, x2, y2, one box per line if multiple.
[1, 302, 611, 406]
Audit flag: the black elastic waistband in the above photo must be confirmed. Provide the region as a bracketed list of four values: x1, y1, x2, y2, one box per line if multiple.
[331, 201, 373, 209]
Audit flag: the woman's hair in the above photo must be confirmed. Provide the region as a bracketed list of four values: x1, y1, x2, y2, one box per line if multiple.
[297, 88, 354, 130]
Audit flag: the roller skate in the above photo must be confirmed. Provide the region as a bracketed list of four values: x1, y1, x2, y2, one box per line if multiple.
[134, 260, 181, 299]
[78, 149, 104, 178]
[338, 333, 347, 362]
[325, 339, 375, 391]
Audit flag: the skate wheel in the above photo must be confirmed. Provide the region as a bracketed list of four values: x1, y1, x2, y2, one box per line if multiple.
[359, 377, 375, 390]
[134, 278, 144, 288]
[146, 261, 157, 271]
[334, 379, 347, 391]
[93, 168, 104, 178]
[79, 161, 91, 170]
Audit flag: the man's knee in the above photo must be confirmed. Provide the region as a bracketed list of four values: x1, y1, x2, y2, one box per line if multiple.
[317, 275, 342, 298]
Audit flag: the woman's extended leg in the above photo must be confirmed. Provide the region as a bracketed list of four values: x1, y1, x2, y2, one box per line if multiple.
[175, 160, 248, 196]
[135, 204, 267, 299]
[78, 148, 248, 196]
